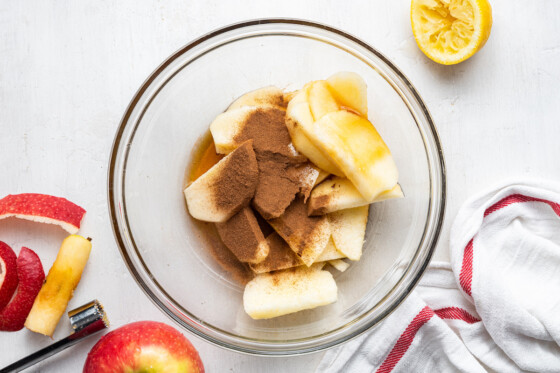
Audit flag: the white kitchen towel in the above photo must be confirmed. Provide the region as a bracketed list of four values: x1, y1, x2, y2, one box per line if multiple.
[317, 181, 560, 373]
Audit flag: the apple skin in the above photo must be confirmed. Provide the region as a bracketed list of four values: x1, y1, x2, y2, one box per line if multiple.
[83, 321, 204, 373]
[0, 247, 45, 331]
[0, 241, 18, 310]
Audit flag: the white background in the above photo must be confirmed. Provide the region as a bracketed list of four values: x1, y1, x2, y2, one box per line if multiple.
[1, 0, 559, 371]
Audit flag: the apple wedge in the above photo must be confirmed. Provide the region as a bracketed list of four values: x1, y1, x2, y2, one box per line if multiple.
[0, 241, 18, 311]
[243, 265, 337, 319]
[328, 259, 350, 272]
[184, 141, 258, 223]
[25, 235, 92, 337]
[0, 193, 86, 234]
[308, 177, 403, 215]
[227, 86, 285, 111]
[307, 81, 339, 121]
[285, 91, 343, 176]
[326, 72, 368, 117]
[267, 198, 331, 267]
[315, 238, 346, 262]
[249, 233, 303, 274]
[310, 111, 399, 201]
[216, 207, 270, 264]
[0, 247, 45, 331]
[329, 205, 369, 261]
[210, 106, 259, 154]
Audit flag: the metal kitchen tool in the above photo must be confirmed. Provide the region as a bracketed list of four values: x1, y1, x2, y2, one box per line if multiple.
[0, 299, 109, 373]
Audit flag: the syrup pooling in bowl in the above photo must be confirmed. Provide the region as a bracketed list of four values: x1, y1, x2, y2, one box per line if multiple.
[185, 133, 254, 285]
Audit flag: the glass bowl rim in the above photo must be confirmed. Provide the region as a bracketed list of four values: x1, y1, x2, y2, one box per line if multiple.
[108, 18, 447, 356]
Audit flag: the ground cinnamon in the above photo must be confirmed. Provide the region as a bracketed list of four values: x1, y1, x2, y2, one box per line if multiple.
[212, 140, 259, 214]
[216, 207, 269, 264]
[232, 107, 307, 219]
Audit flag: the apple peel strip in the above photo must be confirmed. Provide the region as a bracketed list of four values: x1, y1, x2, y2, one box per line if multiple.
[0, 193, 86, 234]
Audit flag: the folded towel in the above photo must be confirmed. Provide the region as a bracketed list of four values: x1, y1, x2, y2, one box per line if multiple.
[317, 181, 560, 372]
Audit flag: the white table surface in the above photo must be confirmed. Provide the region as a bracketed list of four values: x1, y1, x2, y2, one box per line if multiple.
[1, 0, 559, 371]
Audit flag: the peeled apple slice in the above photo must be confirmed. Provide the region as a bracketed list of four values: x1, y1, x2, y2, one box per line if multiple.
[310, 111, 398, 201]
[227, 86, 285, 111]
[210, 106, 259, 154]
[307, 81, 339, 121]
[326, 72, 368, 117]
[285, 91, 343, 176]
[243, 266, 337, 319]
[308, 177, 403, 215]
[329, 205, 369, 261]
[25, 235, 92, 337]
[315, 238, 346, 262]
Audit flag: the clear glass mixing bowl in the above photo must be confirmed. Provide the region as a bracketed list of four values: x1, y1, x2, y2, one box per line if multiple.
[108, 19, 445, 355]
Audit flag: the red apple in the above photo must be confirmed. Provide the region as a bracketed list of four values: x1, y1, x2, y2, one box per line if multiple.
[0, 247, 45, 331]
[83, 321, 204, 373]
[0, 241, 18, 311]
[0, 193, 86, 234]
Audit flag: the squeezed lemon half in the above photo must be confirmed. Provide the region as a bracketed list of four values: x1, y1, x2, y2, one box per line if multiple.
[411, 0, 492, 65]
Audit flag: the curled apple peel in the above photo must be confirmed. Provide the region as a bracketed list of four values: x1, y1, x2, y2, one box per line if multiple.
[0, 247, 45, 331]
[0, 193, 86, 234]
[0, 241, 18, 311]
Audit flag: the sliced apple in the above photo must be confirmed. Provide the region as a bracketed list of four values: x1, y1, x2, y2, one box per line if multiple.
[184, 141, 258, 223]
[243, 265, 337, 319]
[216, 207, 270, 264]
[25, 235, 92, 337]
[328, 259, 350, 272]
[0, 247, 45, 331]
[329, 205, 369, 261]
[315, 238, 345, 262]
[0, 241, 18, 311]
[267, 198, 331, 266]
[308, 177, 403, 215]
[308, 81, 339, 121]
[285, 91, 343, 176]
[249, 233, 303, 274]
[227, 86, 285, 111]
[289, 163, 320, 202]
[326, 72, 368, 117]
[314, 169, 330, 187]
[310, 111, 398, 201]
[210, 106, 259, 154]
[0, 193, 86, 234]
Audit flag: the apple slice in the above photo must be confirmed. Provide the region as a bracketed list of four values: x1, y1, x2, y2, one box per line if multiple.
[308, 81, 339, 121]
[227, 86, 285, 111]
[326, 72, 368, 117]
[0, 241, 18, 311]
[308, 177, 403, 215]
[315, 238, 346, 262]
[249, 233, 303, 274]
[25, 235, 92, 337]
[328, 259, 350, 272]
[184, 141, 258, 223]
[243, 265, 337, 319]
[285, 90, 343, 176]
[267, 197, 331, 267]
[0, 247, 45, 331]
[329, 205, 369, 261]
[310, 111, 399, 201]
[210, 106, 259, 154]
[314, 169, 330, 187]
[0, 193, 86, 234]
[216, 207, 270, 264]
